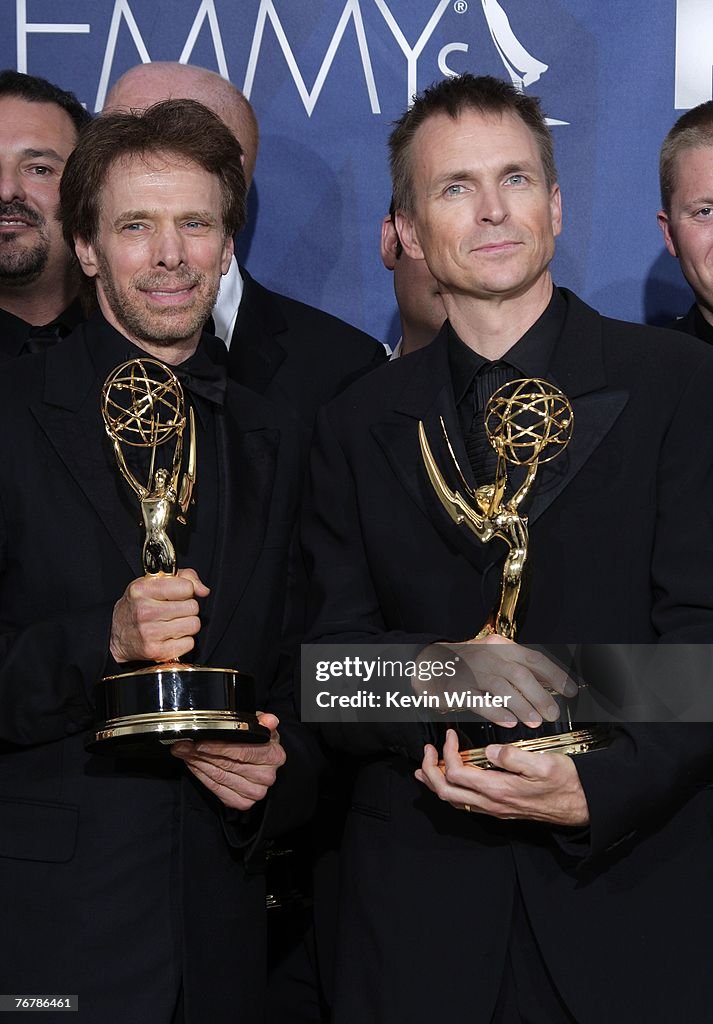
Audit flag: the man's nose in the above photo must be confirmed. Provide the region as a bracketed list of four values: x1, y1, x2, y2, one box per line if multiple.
[0, 163, 26, 204]
[152, 225, 186, 270]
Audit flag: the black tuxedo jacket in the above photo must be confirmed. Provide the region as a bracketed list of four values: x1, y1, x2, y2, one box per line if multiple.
[0, 322, 316, 1024]
[229, 269, 386, 428]
[302, 289, 713, 1024]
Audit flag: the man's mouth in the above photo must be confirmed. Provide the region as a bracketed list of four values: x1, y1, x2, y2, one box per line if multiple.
[0, 217, 36, 229]
[474, 240, 523, 254]
[0, 204, 41, 230]
[141, 284, 197, 306]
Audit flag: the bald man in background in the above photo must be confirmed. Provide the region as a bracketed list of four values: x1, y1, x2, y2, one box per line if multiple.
[380, 200, 446, 358]
[106, 63, 385, 427]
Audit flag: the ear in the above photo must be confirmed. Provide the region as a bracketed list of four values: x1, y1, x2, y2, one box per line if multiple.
[380, 215, 398, 271]
[73, 236, 99, 279]
[394, 209, 424, 261]
[549, 184, 562, 238]
[657, 210, 678, 258]
[221, 233, 234, 275]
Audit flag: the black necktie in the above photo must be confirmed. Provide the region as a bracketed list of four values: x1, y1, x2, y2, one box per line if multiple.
[464, 362, 513, 483]
[22, 318, 71, 355]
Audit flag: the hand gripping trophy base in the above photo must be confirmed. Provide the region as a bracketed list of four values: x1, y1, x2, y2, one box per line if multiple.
[419, 378, 610, 770]
[88, 358, 270, 756]
[86, 662, 270, 755]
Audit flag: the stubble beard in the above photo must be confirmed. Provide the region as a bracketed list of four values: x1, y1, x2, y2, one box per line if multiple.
[96, 251, 220, 348]
[0, 201, 51, 287]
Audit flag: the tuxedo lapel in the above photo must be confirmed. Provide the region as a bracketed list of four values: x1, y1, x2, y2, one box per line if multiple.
[525, 290, 629, 527]
[228, 268, 287, 394]
[372, 293, 629, 566]
[199, 384, 281, 662]
[371, 332, 500, 573]
[30, 330, 141, 577]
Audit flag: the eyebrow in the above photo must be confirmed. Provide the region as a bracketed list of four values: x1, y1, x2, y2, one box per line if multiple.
[21, 148, 66, 164]
[430, 160, 541, 190]
[112, 209, 220, 227]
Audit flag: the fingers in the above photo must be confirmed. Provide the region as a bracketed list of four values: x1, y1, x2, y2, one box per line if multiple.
[256, 712, 280, 734]
[183, 761, 275, 811]
[171, 735, 287, 810]
[177, 567, 210, 598]
[110, 568, 208, 663]
[456, 638, 577, 727]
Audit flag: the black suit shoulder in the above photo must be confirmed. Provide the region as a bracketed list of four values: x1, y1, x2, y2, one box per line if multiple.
[232, 270, 387, 425]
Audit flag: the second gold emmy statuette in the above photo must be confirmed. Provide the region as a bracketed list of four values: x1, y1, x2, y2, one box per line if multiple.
[419, 378, 609, 769]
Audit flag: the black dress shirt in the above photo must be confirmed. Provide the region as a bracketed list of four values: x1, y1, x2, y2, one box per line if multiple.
[0, 299, 84, 361]
[665, 302, 713, 344]
[448, 288, 566, 484]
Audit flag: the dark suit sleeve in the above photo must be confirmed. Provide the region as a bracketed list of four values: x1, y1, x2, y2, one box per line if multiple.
[0, 489, 113, 745]
[302, 406, 443, 761]
[569, 350, 713, 862]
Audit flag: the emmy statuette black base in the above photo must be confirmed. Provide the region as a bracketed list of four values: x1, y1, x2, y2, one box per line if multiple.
[86, 662, 270, 754]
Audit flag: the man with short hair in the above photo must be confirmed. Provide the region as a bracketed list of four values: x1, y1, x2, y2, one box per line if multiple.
[302, 74, 713, 1023]
[0, 70, 90, 360]
[106, 62, 386, 424]
[380, 199, 445, 358]
[657, 101, 713, 341]
[0, 98, 313, 1024]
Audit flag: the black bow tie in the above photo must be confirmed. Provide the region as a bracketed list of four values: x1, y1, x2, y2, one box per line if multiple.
[174, 359, 228, 406]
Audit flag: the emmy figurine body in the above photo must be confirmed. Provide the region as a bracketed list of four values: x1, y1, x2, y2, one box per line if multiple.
[88, 358, 269, 752]
[419, 378, 609, 767]
[141, 468, 177, 576]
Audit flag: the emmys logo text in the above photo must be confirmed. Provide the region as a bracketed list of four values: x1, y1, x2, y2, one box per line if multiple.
[14, 0, 552, 115]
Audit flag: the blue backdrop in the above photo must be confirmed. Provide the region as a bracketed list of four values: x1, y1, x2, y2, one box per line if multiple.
[2, 0, 706, 346]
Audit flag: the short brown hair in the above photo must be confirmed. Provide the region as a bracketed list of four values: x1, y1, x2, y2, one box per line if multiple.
[60, 98, 246, 248]
[660, 101, 713, 213]
[389, 73, 557, 214]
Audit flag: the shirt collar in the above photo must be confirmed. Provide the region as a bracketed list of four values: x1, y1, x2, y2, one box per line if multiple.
[448, 287, 567, 406]
[212, 256, 243, 346]
[0, 297, 85, 355]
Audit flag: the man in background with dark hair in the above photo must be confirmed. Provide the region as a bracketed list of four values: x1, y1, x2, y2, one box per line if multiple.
[0, 70, 90, 360]
[0, 98, 315, 1024]
[658, 100, 713, 341]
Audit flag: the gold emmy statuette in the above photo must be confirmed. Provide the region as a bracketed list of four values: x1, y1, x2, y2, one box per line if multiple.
[87, 358, 270, 753]
[419, 378, 609, 769]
